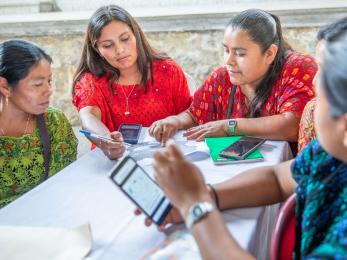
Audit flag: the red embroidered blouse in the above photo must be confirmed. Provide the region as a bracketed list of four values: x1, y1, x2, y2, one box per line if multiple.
[298, 98, 316, 152]
[190, 52, 317, 124]
[73, 59, 192, 131]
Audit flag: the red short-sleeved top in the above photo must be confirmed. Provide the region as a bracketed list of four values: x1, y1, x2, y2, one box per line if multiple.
[190, 52, 317, 124]
[73, 59, 192, 131]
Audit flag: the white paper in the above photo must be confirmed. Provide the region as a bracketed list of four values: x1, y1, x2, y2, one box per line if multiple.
[0, 223, 92, 260]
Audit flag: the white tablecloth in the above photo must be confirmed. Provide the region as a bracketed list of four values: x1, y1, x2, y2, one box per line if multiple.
[0, 131, 292, 260]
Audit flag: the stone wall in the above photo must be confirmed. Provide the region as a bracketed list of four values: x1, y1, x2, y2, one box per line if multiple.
[1, 0, 345, 125]
[0, 26, 320, 125]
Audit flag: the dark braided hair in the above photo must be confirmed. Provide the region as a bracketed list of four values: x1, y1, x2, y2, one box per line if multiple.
[0, 39, 52, 89]
[227, 9, 293, 117]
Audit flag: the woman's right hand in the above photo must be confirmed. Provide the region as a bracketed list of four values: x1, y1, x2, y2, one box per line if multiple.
[135, 141, 211, 229]
[148, 116, 180, 145]
[98, 131, 126, 160]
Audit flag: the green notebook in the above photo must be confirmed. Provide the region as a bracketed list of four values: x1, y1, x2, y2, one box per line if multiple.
[205, 136, 264, 165]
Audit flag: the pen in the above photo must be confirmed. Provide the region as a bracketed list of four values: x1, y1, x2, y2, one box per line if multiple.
[79, 130, 131, 147]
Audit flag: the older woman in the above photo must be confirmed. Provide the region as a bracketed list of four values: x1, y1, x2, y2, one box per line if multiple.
[72, 5, 192, 159]
[0, 40, 77, 207]
[150, 9, 316, 144]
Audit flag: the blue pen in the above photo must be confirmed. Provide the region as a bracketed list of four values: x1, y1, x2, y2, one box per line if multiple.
[79, 130, 131, 146]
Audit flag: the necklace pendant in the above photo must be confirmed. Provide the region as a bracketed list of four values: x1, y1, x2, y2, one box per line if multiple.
[124, 111, 130, 115]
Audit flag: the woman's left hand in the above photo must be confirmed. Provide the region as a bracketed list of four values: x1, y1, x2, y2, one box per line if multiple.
[183, 120, 230, 141]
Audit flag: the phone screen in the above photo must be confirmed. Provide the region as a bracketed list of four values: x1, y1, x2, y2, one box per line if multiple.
[219, 137, 265, 159]
[110, 156, 171, 224]
[118, 124, 141, 144]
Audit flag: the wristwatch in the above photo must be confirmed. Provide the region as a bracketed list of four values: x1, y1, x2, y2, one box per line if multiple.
[185, 202, 216, 229]
[227, 119, 237, 135]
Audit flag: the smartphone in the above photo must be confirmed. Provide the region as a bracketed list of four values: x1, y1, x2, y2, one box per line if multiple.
[219, 136, 266, 160]
[118, 124, 142, 144]
[109, 156, 172, 225]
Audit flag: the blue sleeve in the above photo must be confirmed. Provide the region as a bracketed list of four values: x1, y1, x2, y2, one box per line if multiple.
[305, 239, 347, 259]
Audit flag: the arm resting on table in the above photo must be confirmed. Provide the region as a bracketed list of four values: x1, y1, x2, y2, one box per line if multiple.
[192, 209, 254, 260]
[191, 160, 296, 259]
[215, 160, 297, 210]
[173, 110, 197, 130]
[233, 112, 300, 142]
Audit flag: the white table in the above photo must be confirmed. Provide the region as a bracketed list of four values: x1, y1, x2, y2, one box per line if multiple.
[0, 131, 292, 260]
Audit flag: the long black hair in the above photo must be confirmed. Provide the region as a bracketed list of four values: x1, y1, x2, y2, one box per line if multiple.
[319, 16, 347, 118]
[227, 9, 292, 117]
[72, 5, 169, 95]
[0, 39, 52, 89]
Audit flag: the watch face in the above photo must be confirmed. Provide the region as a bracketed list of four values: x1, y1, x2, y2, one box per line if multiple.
[228, 120, 237, 127]
[193, 206, 203, 217]
[186, 202, 215, 229]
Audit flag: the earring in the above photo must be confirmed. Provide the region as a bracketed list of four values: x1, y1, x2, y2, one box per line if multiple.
[5, 96, 8, 106]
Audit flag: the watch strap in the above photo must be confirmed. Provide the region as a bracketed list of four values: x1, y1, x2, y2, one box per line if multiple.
[228, 119, 237, 135]
[185, 202, 216, 229]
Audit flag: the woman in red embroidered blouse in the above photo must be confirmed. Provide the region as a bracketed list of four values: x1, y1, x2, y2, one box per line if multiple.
[72, 5, 191, 159]
[149, 9, 317, 143]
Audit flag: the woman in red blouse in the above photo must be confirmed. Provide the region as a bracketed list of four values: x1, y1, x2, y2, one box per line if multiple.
[149, 9, 317, 144]
[72, 5, 191, 159]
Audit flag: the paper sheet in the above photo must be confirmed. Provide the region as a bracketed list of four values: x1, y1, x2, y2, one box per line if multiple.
[0, 223, 92, 260]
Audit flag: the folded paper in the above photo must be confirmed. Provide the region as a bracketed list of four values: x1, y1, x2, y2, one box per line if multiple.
[0, 223, 92, 260]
